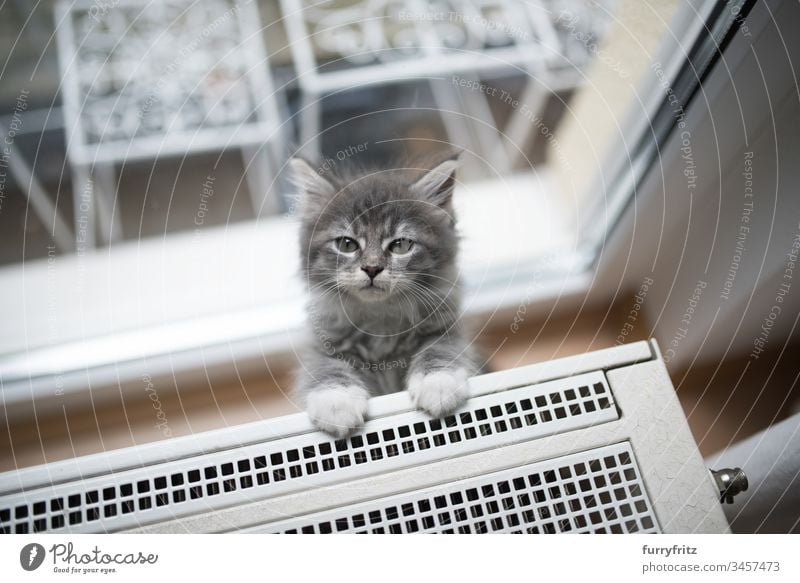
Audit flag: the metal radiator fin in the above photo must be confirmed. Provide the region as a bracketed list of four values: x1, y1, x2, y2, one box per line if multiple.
[256, 442, 659, 534]
[0, 371, 616, 533]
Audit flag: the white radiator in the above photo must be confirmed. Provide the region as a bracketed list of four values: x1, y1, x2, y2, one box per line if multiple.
[0, 340, 729, 534]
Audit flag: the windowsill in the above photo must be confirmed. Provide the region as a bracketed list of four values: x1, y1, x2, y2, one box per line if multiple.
[0, 168, 589, 408]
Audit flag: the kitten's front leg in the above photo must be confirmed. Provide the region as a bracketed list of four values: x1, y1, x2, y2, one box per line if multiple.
[407, 338, 477, 418]
[295, 354, 369, 438]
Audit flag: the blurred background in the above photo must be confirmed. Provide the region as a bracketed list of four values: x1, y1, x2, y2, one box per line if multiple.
[1, 0, 799, 532]
[0, 0, 615, 260]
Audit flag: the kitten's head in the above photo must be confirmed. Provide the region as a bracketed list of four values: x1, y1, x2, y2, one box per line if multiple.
[294, 151, 461, 304]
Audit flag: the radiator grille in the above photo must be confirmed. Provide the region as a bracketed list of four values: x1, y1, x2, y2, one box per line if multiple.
[0, 371, 616, 533]
[259, 442, 658, 534]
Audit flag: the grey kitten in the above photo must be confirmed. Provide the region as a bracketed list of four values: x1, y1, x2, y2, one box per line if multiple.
[291, 151, 479, 437]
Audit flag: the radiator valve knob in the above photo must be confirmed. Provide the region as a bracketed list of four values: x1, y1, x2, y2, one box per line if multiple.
[710, 468, 748, 504]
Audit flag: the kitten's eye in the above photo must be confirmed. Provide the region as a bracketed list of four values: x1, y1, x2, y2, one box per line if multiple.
[334, 237, 359, 253]
[388, 238, 414, 255]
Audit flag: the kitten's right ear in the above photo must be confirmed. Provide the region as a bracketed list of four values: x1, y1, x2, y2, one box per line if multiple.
[290, 158, 335, 218]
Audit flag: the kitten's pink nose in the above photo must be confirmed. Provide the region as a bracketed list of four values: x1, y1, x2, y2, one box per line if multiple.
[362, 265, 384, 280]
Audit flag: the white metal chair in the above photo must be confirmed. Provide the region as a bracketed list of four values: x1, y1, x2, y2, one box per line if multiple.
[280, 0, 613, 174]
[55, 0, 288, 247]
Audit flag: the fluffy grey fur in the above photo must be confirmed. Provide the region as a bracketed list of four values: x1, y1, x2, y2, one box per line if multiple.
[292, 151, 479, 437]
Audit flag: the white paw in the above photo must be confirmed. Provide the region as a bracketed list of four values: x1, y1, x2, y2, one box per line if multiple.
[305, 385, 368, 438]
[407, 369, 469, 418]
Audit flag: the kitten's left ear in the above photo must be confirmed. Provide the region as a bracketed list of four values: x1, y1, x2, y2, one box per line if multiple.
[411, 153, 460, 210]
